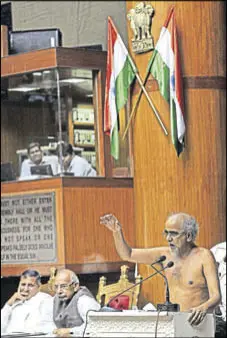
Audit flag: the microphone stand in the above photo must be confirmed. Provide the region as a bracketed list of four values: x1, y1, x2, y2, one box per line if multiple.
[102, 263, 173, 310]
[151, 264, 180, 312]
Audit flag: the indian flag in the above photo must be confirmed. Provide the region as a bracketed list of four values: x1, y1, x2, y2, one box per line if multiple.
[104, 16, 137, 160]
[148, 7, 185, 156]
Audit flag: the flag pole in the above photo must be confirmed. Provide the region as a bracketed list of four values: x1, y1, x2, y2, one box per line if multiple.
[122, 7, 176, 140]
[135, 72, 168, 135]
[109, 17, 168, 139]
[122, 49, 162, 140]
[123, 71, 168, 140]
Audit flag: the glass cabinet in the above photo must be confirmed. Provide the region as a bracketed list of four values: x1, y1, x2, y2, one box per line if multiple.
[1, 48, 133, 182]
[1, 48, 134, 278]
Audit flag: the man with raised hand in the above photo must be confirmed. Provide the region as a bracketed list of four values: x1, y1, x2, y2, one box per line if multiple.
[100, 212, 221, 326]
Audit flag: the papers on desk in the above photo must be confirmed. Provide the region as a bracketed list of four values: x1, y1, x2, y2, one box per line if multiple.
[18, 175, 53, 181]
[143, 302, 157, 311]
[1, 332, 47, 337]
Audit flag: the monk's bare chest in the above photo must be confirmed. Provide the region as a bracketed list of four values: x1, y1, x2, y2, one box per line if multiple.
[165, 255, 205, 287]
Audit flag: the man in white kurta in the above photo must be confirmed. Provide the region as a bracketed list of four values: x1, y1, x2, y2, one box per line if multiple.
[19, 142, 59, 180]
[1, 269, 56, 335]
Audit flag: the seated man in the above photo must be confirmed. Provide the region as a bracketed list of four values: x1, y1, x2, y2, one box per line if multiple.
[1, 269, 55, 334]
[19, 142, 59, 180]
[100, 212, 221, 326]
[53, 268, 100, 337]
[57, 143, 97, 177]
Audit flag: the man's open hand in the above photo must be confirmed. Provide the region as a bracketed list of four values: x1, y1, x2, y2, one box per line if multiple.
[188, 304, 207, 326]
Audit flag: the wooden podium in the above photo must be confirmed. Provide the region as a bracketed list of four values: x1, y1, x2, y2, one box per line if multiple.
[1, 177, 134, 276]
[84, 310, 215, 337]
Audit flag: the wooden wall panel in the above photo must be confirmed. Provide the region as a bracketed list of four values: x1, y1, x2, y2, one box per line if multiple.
[1, 178, 134, 276]
[126, 1, 226, 306]
[62, 186, 135, 273]
[126, 1, 226, 77]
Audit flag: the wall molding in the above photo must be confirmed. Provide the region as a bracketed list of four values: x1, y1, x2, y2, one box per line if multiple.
[132, 76, 226, 95]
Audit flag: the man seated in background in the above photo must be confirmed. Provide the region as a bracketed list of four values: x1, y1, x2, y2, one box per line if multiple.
[53, 268, 100, 337]
[57, 142, 96, 177]
[1, 269, 55, 335]
[19, 142, 59, 180]
[100, 212, 221, 326]
[211, 241, 226, 338]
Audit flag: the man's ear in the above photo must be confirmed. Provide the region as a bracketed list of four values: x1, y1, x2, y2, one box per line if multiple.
[186, 232, 193, 242]
[73, 283, 79, 292]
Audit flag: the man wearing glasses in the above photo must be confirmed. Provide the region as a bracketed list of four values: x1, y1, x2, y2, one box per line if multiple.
[1, 269, 55, 335]
[53, 268, 100, 337]
[100, 212, 221, 326]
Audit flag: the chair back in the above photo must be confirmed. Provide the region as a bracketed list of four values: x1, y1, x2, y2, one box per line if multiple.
[39, 267, 57, 296]
[96, 265, 142, 309]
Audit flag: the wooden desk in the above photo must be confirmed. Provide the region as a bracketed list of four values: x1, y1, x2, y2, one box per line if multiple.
[1, 177, 134, 276]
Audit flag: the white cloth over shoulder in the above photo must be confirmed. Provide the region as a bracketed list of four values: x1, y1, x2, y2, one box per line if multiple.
[1, 291, 56, 334]
[210, 241, 226, 322]
[210, 241, 226, 263]
[218, 259, 226, 321]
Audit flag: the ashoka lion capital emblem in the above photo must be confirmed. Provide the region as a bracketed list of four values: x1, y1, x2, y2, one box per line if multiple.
[127, 2, 155, 54]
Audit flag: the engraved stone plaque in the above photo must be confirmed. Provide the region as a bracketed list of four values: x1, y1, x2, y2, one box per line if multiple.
[1, 192, 57, 264]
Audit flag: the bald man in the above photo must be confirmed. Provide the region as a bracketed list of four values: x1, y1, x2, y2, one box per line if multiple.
[52, 269, 100, 337]
[100, 212, 221, 326]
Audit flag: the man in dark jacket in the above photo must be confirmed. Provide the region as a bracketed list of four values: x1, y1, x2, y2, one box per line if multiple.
[53, 268, 100, 337]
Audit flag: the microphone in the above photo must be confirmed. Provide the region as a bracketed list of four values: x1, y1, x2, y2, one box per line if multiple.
[100, 261, 174, 311]
[151, 261, 180, 312]
[151, 255, 166, 266]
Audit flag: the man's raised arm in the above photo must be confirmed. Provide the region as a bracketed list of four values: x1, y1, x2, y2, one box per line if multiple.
[100, 214, 165, 264]
[100, 214, 133, 261]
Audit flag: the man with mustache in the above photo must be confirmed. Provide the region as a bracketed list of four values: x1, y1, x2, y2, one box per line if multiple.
[19, 142, 59, 180]
[1, 269, 55, 334]
[100, 212, 221, 326]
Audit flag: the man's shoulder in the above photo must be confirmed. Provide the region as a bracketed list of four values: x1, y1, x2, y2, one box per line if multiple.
[35, 291, 53, 301]
[195, 247, 217, 262]
[21, 158, 32, 166]
[43, 155, 58, 162]
[73, 156, 88, 165]
[196, 246, 212, 254]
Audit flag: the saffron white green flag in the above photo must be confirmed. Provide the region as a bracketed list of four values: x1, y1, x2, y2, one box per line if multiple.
[104, 16, 137, 160]
[148, 7, 185, 156]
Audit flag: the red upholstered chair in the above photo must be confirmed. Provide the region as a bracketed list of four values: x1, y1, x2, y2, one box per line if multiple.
[96, 265, 142, 309]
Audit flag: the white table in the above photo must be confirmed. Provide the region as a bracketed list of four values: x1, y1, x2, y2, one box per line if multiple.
[84, 310, 215, 337]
